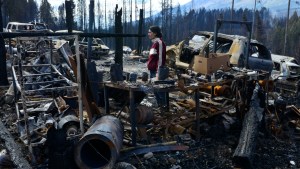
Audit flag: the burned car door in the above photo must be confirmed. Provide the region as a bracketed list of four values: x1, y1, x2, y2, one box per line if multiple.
[248, 42, 273, 72]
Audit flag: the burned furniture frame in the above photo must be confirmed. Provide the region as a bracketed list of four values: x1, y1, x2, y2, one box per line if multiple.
[103, 81, 215, 145]
[11, 62, 79, 142]
[2, 33, 84, 164]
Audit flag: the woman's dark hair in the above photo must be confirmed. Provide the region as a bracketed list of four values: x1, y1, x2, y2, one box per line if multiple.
[149, 26, 162, 38]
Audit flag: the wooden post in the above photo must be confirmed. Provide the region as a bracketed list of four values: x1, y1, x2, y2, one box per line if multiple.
[137, 9, 144, 55]
[115, 5, 123, 69]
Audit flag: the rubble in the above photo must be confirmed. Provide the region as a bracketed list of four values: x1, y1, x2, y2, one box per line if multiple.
[0, 32, 299, 169]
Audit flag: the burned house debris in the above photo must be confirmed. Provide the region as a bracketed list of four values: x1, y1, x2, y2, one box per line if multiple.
[0, 21, 299, 169]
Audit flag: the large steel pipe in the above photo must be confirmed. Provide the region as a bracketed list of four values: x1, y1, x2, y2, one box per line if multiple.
[74, 115, 124, 169]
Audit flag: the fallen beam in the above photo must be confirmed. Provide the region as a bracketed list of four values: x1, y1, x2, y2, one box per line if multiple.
[0, 121, 32, 169]
[233, 83, 265, 168]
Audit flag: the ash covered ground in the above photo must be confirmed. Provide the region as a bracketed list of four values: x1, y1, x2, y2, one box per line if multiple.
[0, 54, 299, 169]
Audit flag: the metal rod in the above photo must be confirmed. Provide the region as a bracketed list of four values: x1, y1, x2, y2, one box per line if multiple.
[75, 35, 84, 135]
[24, 86, 77, 93]
[23, 79, 67, 85]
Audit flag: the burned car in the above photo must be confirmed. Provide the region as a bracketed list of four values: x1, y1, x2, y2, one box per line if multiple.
[5, 22, 34, 32]
[166, 31, 273, 73]
[271, 54, 300, 79]
[29, 22, 53, 32]
[78, 37, 110, 58]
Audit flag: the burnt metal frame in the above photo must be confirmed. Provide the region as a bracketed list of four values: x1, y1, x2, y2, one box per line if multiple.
[213, 19, 252, 69]
[7, 34, 82, 165]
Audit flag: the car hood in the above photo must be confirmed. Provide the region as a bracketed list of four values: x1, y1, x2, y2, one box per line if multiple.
[100, 45, 110, 50]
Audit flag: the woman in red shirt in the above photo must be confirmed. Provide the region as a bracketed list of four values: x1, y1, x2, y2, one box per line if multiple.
[147, 26, 167, 107]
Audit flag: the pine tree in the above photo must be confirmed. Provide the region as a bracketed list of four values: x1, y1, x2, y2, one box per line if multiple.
[39, 0, 56, 29]
[58, 3, 66, 29]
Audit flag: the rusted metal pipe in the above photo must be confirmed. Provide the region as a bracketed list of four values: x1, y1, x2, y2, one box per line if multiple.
[74, 115, 124, 169]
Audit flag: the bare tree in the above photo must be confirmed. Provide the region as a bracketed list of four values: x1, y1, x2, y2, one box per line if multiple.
[77, 0, 86, 30]
[161, 0, 171, 42]
[96, 0, 101, 31]
[58, 3, 66, 29]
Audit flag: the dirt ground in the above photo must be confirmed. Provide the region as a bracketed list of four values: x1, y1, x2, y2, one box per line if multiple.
[0, 55, 299, 169]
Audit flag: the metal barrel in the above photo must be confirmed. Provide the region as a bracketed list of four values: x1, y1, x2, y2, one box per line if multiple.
[129, 72, 137, 82]
[74, 115, 124, 169]
[136, 105, 154, 124]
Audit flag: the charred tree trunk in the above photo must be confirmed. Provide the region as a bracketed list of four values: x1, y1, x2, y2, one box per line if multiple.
[115, 5, 123, 69]
[137, 9, 143, 55]
[65, 0, 73, 33]
[233, 83, 265, 168]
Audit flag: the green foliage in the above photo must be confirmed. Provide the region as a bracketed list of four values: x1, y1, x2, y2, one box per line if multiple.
[3, 0, 38, 22]
[287, 12, 300, 60]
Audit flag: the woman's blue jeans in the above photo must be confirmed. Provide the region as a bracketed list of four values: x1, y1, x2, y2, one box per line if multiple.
[150, 70, 166, 107]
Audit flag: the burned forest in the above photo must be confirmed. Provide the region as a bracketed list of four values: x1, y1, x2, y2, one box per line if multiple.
[0, 0, 300, 169]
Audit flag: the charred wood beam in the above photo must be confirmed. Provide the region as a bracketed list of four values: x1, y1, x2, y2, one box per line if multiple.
[65, 0, 74, 33]
[0, 121, 32, 169]
[0, 32, 145, 39]
[69, 55, 100, 122]
[233, 83, 265, 168]
[137, 9, 144, 55]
